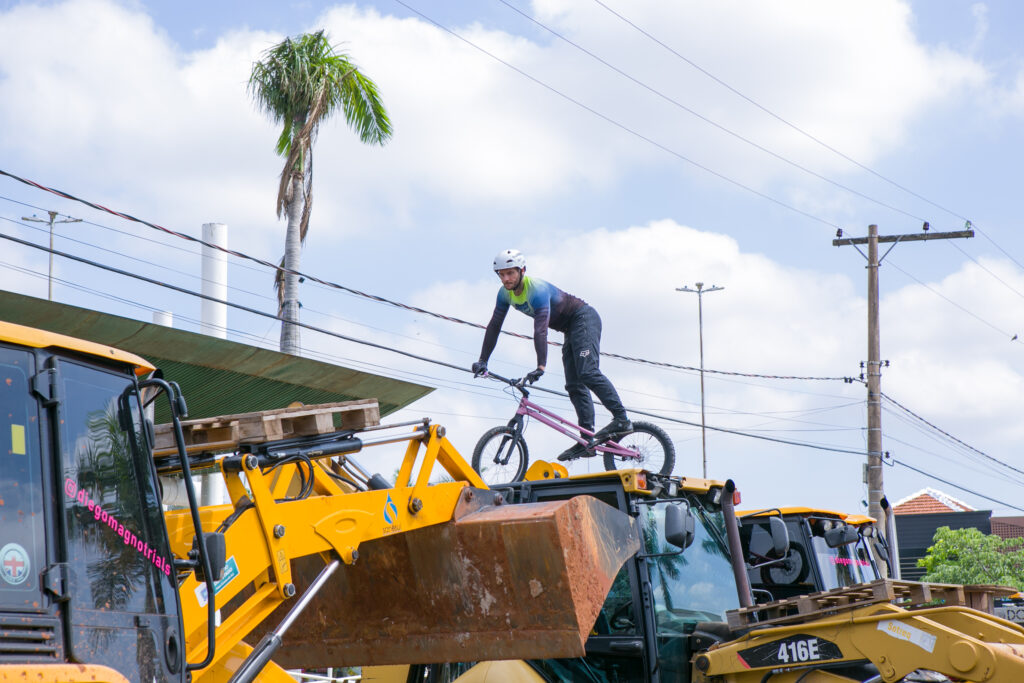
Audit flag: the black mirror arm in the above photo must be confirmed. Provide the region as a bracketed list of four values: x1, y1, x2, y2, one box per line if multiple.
[138, 377, 215, 670]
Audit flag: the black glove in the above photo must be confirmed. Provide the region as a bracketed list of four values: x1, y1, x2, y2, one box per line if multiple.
[471, 360, 488, 377]
[525, 367, 544, 384]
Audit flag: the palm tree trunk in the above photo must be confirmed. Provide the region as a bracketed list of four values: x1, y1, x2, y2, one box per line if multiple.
[279, 171, 303, 354]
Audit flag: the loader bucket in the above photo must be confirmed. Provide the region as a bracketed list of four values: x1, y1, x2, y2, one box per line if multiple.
[259, 489, 639, 667]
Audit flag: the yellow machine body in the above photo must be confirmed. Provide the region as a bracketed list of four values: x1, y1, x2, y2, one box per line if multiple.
[163, 424, 639, 676]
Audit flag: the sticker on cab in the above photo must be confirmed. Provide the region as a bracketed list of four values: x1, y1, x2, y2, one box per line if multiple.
[0, 543, 30, 585]
[877, 619, 936, 653]
[195, 555, 240, 607]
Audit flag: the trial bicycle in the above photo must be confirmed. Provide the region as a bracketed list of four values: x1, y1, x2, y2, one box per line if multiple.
[471, 371, 675, 485]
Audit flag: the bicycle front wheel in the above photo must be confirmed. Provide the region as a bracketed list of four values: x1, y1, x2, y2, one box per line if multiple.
[603, 421, 675, 477]
[472, 425, 529, 485]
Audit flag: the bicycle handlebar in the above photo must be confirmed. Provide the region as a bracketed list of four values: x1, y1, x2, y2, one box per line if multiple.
[478, 370, 529, 391]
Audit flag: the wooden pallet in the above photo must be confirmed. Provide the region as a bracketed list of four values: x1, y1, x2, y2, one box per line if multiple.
[152, 399, 380, 457]
[727, 579, 1011, 629]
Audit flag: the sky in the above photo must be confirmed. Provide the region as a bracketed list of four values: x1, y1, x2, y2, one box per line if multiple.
[2, 0, 1024, 518]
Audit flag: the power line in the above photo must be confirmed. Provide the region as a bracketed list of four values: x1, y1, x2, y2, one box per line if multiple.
[389, 2, 840, 230]
[892, 458, 1024, 513]
[0, 257, 491, 399]
[883, 424, 1024, 488]
[4, 192, 1017, 474]
[0, 228, 468, 374]
[0, 169, 859, 383]
[4, 210, 873, 436]
[7, 204, 1018, 483]
[1, 211, 483, 360]
[13, 183, 1012, 373]
[6, 230, 1017, 474]
[881, 391, 1024, 478]
[598, 0, 1024, 274]
[502, 377, 869, 455]
[947, 240, 1024, 301]
[590, 0, 1024, 272]
[0, 230, 877, 457]
[887, 257, 1021, 342]
[497, 0, 923, 224]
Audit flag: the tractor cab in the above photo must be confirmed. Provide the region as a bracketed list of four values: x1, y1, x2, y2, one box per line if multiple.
[738, 507, 883, 602]
[0, 321, 198, 683]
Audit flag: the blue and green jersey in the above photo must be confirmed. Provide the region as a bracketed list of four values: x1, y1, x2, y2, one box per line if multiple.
[480, 276, 585, 367]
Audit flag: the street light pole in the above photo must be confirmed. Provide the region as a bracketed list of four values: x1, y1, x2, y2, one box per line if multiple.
[676, 282, 724, 478]
[21, 211, 82, 300]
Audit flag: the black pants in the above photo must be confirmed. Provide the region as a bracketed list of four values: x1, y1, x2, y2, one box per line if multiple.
[561, 305, 627, 430]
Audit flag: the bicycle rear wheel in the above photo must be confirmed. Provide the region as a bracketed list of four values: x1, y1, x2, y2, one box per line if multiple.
[602, 421, 675, 477]
[472, 425, 529, 485]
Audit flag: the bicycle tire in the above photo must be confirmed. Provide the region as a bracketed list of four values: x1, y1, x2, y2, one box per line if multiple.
[602, 421, 675, 476]
[472, 425, 529, 485]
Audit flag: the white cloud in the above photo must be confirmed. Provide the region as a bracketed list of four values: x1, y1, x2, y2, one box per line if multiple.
[0, 0, 994, 246]
[1, 0, 1021, 514]
[381, 219, 1024, 512]
[970, 3, 989, 55]
[528, 0, 987, 180]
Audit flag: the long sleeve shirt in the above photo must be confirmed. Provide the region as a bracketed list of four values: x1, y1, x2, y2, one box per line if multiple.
[478, 276, 585, 368]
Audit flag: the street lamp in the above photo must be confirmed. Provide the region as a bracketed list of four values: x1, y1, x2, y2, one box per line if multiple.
[676, 282, 724, 478]
[21, 211, 82, 300]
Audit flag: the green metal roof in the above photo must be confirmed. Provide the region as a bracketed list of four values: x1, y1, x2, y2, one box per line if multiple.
[0, 291, 432, 422]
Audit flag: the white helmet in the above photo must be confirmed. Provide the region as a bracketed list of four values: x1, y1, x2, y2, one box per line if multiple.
[493, 248, 526, 271]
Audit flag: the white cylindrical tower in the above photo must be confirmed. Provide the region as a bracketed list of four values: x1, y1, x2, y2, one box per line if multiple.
[201, 222, 228, 339]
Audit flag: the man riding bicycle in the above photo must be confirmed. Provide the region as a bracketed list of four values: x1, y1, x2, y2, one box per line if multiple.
[471, 248, 631, 460]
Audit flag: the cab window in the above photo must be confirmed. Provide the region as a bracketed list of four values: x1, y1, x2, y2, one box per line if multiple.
[0, 347, 43, 608]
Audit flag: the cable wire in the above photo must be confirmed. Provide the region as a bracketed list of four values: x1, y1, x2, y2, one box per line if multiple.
[498, 0, 923, 224]
[881, 391, 1024, 478]
[5, 186, 1016, 468]
[893, 458, 1024, 513]
[388, 2, 839, 230]
[0, 229, 877, 456]
[590, 0, 1024, 273]
[887, 257, 1020, 341]
[0, 168, 859, 382]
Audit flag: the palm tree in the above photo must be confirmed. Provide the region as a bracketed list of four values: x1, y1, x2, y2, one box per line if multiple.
[249, 30, 391, 354]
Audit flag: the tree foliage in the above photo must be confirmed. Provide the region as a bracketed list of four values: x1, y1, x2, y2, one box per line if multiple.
[248, 30, 391, 353]
[918, 526, 1024, 588]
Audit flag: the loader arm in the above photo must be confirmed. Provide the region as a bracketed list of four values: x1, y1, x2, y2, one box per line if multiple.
[165, 424, 482, 666]
[163, 420, 640, 677]
[693, 602, 1024, 682]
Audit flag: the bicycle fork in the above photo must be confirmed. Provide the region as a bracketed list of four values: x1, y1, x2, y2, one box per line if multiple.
[492, 414, 526, 466]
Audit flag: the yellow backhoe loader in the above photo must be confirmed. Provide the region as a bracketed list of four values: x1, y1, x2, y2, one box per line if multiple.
[738, 507, 887, 601]
[0, 320, 639, 683]
[385, 467, 1024, 683]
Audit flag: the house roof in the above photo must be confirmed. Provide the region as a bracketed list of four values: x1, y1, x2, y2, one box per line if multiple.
[892, 487, 976, 515]
[0, 291, 433, 422]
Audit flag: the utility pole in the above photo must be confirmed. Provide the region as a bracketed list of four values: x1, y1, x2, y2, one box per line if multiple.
[21, 211, 82, 300]
[676, 282, 724, 478]
[833, 223, 973, 536]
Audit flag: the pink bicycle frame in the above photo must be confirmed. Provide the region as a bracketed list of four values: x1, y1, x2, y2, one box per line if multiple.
[514, 392, 639, 461]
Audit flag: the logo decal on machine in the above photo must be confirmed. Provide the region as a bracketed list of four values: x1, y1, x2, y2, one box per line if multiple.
[195, 556, 240, 608]
[383, 493, 399, 525]
[877, 620, 936, 653]
[63, 477, 171, 576]
[737, 634, 842, 668]
[0, 543, 29, 585]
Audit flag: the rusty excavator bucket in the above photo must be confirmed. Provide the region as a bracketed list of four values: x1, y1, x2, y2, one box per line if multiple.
[259, 489, 639, 667]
